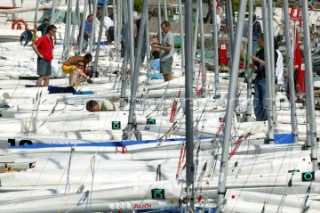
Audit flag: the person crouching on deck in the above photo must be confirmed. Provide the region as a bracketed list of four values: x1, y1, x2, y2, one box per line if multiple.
[69, 61, 93, 87]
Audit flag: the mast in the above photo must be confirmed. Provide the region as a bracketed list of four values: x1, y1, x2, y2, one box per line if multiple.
[261, 0, 274, 143]
[245, 0, 253, 121]
[114, 0, 121, 60]
[216, 0, 247, 212]
[119, 0, 129, 111]
[126, 0, 149, 140]
[79, 0, 88, 53]
[89, 0, 99, 53]
[163, 0, 168, 21]
[145, 2, 151, 85]
[282, 0, 298, 143]
[198, 0, 206, 97]
[33, 0, 40, 42]
[158, 1, 162, 42]
[178, 0, 185, 71]
[193, 2, 199, 58]
[49, 0, 57, 25]
[212, 0, 219, 98]
[226, 0, 235, 64]
[185, 0, 195, 211]
[62, 0, 72, 61]
[301, 0, 319, 170]
[267, 0, 275, 143]
[93, 0, 108, 73]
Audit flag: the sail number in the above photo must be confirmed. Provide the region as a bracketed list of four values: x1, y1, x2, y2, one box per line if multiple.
[8, 139, 33, 147]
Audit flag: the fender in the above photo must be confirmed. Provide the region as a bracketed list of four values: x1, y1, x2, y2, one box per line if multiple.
[12, 18, 28, 30]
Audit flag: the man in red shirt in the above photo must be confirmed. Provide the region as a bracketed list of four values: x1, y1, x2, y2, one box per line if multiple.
[32, 24, 57, 87]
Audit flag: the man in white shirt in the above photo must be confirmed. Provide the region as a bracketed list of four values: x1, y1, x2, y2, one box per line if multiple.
[275, 49, 284, 91]
[103, 16, 114, 43]
[211, 14, 221, 33]
[86, 99, 116, 112]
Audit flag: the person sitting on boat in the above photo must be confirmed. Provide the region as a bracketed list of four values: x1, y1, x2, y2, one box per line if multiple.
[86, 99, 117, 112]
[69, 61, 93, 87]
[62, 53, 93, 75]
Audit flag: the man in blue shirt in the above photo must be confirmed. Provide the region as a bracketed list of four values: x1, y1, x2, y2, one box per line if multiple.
[37, 18, 49, 36]
[78, 14, 93, 52]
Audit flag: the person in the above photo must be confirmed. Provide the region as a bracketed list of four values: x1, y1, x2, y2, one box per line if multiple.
[135, 11, 153, 63]
[252, 14, 262, 56]
[32, 24, 57, 87]
[204, 0, 213, 24]
[249, 33, 278, 121]
[121, 17, 137, 57]
[242, 18, 249, 39]
[62, 53, 93, 75]
[37, 18, 49, 36]
[152, 21, 174, 81]
[69, 61, 93, 86]
[150, 35, 160, 59]
[37, 18, 57, 44]
[103, 14, 114, 43]
[211, 13, 221, 43]
[275, 39, 284, 92]
[86, 99, 116, 112]
[78, 14, 93, 52]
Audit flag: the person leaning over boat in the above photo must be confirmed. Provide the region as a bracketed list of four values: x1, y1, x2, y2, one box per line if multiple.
[69, 61, 93, 87]
[32, 24, 57, 87]
[249, 33, 278, 121]
[62, 53, 93, 75]
[86, 99, 117, 112]
[151, 21, 174, 81]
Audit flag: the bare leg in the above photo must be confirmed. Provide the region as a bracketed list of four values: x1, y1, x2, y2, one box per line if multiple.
[36, 76, 44, 87]
[163, 74, 174, 81]
[44, 76, 50, 86]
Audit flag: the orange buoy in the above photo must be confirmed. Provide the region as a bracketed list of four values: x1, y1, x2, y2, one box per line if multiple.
[12, 19, 28, 30]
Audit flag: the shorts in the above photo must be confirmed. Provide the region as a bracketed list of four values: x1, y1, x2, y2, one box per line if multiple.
[37, 57, 52, 76]
[62, 64, 76, 74]
[160, 57, 173, 74]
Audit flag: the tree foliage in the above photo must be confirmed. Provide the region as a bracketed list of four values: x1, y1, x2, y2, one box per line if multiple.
[134, 0, 143, 12]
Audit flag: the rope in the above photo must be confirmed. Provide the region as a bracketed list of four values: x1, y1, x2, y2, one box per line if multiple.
[64, 147, 75, 195]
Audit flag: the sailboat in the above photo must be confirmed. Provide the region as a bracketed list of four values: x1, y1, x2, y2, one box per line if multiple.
[1, 0, 320, 212]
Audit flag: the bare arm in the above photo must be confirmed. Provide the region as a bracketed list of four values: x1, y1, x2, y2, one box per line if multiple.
[251, 56, 265, 65]
[79, 70, 92, 83]
[32, 44, 43, 58]
[152, 43, 172, 52]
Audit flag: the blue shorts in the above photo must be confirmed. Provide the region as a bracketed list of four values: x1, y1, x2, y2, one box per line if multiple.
[37, 57, 52, 76]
